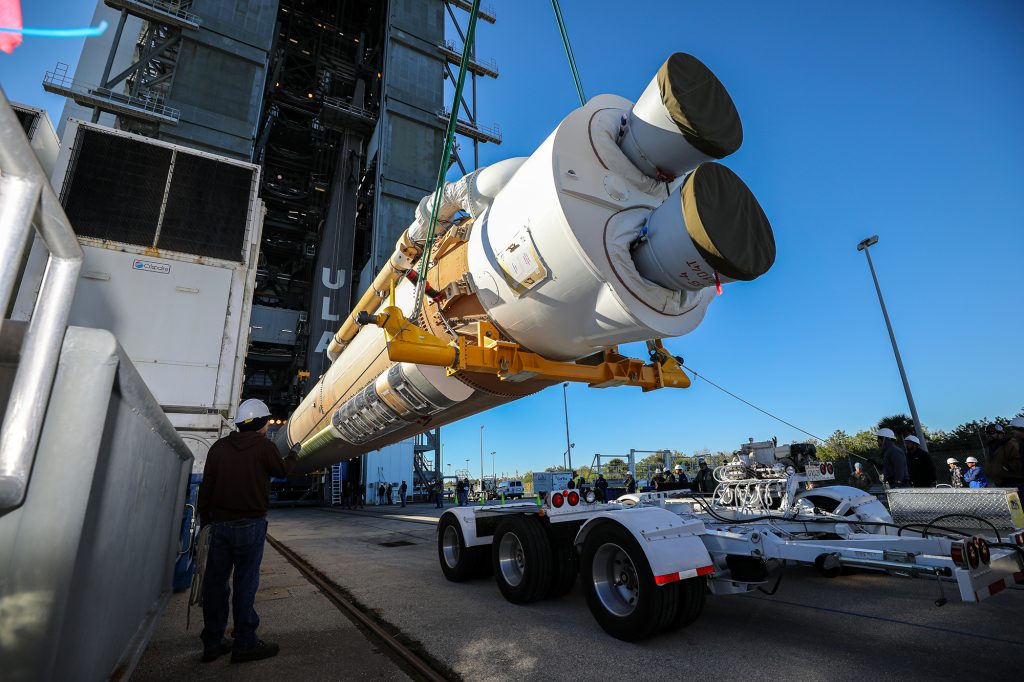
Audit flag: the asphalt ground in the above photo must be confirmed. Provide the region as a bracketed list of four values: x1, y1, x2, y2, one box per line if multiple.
[266, 503, 1024, 682]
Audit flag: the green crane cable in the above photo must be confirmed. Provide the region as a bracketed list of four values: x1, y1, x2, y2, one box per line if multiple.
[412, 0, 483, 316]
[550, 0, 586, 106]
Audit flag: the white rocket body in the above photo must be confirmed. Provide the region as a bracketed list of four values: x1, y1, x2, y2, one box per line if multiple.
[282, 55, 773, 473]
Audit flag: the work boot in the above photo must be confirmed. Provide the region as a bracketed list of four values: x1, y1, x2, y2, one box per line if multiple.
[201, 639, 233, 663]
[231, 640, 280, 663]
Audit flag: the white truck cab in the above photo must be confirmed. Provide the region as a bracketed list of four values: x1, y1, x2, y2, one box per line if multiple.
[497, 480, 525, 499]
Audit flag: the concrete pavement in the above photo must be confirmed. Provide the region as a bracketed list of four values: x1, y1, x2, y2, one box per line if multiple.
[268, 503, 1024, 682]
[133, 539, 410, 681]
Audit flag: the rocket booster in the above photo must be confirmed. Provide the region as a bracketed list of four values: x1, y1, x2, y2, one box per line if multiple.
[278, 53, 775, 473]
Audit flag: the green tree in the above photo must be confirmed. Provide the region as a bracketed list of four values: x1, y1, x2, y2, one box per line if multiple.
[638, 453, 665, 470]
[876, 411, 917, 438]
[521, 471, 533, 490]
[816, 429, 880, 462]
[605, 458, 629, 475]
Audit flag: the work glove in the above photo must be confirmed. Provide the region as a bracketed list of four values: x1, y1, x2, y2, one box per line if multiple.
[289, 442, 302, 458]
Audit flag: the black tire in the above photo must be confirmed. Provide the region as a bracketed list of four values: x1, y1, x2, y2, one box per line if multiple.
[669, 577, 707, 630]
[547, 541, 578, 599]
[491, 515, 553, 604]
[438, 514, 489, 582]
[579, 522, 679, 641]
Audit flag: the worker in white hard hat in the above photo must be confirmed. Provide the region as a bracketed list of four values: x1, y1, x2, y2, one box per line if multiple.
[903, 435, 936, 488]
[875, 428, 909, 488]
[672, 463, 689, 490]
[963, 456, 988, 488]
[991, 417, 1023, 494]
[651, 468, 666, 491]
[197, 398, 300, 664]
[946, 458, 965, 488]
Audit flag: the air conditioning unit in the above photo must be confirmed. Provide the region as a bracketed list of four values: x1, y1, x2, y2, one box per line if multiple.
[15, 119, 265, 455]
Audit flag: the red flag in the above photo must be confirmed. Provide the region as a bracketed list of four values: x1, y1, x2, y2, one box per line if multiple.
[0, 0, 23, 54]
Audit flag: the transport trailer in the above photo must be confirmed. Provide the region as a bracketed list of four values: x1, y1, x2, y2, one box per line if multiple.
[437, 450, 1024, 641]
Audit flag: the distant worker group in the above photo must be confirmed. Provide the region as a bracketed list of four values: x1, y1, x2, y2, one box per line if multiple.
[646, 460, 715, 494]
[870, 419, 1022, 493]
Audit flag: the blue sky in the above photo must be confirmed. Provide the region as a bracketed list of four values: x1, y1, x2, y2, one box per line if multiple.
[3, 1, 1022, 478]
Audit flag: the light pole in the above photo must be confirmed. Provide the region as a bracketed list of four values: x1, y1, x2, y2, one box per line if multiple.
[479, 425, 484, 495]
[491, 450, 496, 480]
[562, 382, 573, 471]
[857, 235, 926, 447]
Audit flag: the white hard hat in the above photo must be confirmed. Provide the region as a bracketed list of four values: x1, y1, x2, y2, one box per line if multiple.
[1010, 417, 1024, 429]
[965, 456, 979, 464]
[904, 435, 920, 445]
[674, 464, 684, 471]
[655, 468, 662, 474]
[236, 398, 271, 424]
[946, 458, 959, 465]
[875, 428, 896, 439]
[854, 462, 863, 469]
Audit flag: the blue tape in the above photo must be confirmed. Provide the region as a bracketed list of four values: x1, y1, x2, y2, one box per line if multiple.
[0, 20, 108, 38]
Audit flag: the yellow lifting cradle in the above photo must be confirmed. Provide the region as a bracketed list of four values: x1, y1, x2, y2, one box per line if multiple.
[358, 304, 691, 392]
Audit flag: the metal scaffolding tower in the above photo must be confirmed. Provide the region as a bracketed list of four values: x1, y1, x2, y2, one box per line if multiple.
[442, 0, 500, 173]
[43, 1, 198, 129]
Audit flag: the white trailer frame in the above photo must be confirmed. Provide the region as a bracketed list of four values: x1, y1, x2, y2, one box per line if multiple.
[437, 468, 1024, 641]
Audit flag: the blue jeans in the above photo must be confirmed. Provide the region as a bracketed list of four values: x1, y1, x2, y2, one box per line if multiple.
[400, 493, 406, 507]
[201, 517, 267, 650]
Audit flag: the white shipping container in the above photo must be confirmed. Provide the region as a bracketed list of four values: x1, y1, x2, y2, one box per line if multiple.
[530, 471, 574, 495]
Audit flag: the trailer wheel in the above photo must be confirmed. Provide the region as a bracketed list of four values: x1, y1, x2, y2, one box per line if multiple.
[546, 542, 578, 599]
[669, 577, 707, 629]
[492, 515, 553, 604]
[580, 523, 679, 641]
[438, 515, 489, 582]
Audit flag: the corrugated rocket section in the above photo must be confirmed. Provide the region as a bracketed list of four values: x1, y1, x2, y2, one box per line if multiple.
[278, 54, 776, 473]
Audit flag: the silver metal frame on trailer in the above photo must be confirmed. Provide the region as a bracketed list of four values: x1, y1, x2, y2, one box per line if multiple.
[437, 463, 1024, 641]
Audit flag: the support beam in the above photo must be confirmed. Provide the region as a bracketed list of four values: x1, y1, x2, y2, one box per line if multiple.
[364, 307, 691, 392]
[103, 33, 181, 90]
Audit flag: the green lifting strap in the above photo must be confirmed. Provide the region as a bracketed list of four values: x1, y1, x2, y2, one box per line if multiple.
[551, 0, 586, 106]
[412, 0, 483, 316]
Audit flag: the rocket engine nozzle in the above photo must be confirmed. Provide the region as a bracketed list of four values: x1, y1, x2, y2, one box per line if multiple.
[632, 162, 775, 292]
[620, 53, 743, 179]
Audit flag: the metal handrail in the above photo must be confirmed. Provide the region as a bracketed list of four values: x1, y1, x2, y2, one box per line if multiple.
[105, 0, 201, 26]
[437, 108, 502, 140]
[438, 40, 499, 74]
[321, 95, 376, 122]
[448, 0, 497, 22]
[0, 87, 84, 510]
[43, 67, 181, 121]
